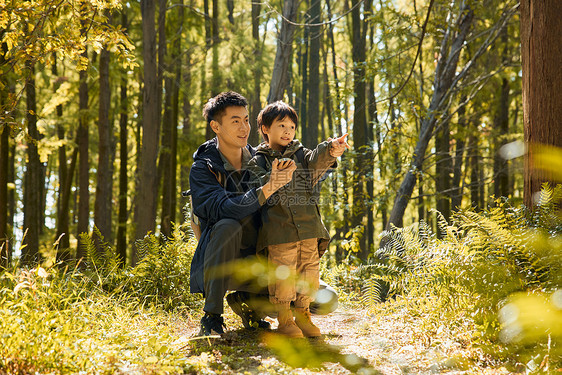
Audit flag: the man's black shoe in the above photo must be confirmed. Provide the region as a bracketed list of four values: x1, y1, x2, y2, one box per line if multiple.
[198, 313, 226, 336]
[226, 292, 271, 330]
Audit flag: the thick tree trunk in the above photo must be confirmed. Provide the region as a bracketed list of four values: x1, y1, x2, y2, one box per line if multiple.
[520, 0, 562, 207]
[94, 44, 113, 248]
[160, 1, 182, 238]
[22, 62, 41, 265]
[267, 0, 299, 103]
[386, 6, 473, 231]
[134, 0, 160, 265]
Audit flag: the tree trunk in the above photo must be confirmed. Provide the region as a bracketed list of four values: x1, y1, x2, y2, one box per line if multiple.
[493, 77, 510, 199]
[94, 42, 113, 249]
[52, 53, 72, 262]
[116, 11, 129, 267]
[22, 61, 41, 265]
[467, 117, 481, 210]
[520, 0, 562, 207]
[180, 50, 192, 192]
[451, 99, 467, 211]
[306, 0, 321, 147]
[134, 0, 160, 265]
[249, 1, 262, 146]
[211, 0, 220, 97]
[435, 118, 451, 224]
[299, 9, 309, 145]
[76, 10, 90, 262]
[351, 0, 368, 259]
[0, 124, 8, 267]
[267, 0, 299, 103]
[160, 1, 182, 238]
[386, 5, 473, 231]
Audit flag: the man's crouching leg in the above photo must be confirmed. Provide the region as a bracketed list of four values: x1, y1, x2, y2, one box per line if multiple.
[199, 219, 243, 336]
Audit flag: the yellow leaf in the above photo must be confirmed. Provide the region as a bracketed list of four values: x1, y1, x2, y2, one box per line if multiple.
[143, 356, 158, 364]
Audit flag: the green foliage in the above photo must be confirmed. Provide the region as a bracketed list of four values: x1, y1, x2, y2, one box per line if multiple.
[0, 265, 195, 374]
[363, 184, 562, 370]
[78, 224, 200, 312]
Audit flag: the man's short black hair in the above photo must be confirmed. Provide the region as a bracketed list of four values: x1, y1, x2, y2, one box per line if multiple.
[257, 101, 299, 142]
[203, 91, 248, 125]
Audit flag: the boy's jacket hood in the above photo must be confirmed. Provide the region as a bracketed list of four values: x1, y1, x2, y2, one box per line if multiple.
[255, 139, 304, 159]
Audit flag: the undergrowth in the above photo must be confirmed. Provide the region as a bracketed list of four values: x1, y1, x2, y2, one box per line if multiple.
[0, 225, 205, 374]
[338, 184, 562, 372]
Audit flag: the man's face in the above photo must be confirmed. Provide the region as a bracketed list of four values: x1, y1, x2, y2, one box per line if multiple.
[211, 106, 250, 149]
[262, 116, 296, 151]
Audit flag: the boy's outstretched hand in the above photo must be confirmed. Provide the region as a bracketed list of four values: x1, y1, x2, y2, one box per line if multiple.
[329, 133, 351, 157]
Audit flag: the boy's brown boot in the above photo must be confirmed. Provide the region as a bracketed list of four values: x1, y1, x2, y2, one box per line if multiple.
[277, 309, 304, 338]
[294, 307, 321, 338]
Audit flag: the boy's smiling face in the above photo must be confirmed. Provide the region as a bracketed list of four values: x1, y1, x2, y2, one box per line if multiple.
[262, 116, 296, 151]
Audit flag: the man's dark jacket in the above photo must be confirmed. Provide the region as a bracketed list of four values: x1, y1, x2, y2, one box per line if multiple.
[188, 138, 264, 295]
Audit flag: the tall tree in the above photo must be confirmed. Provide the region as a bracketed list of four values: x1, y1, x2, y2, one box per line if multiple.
[76, 6, 90, 262]
[160, 0, 183, 238]
[116, 11, 129, 266]
[306, 0, 321, 147]
[52, 53, 73, 262]
[249, 1, 263, 146]
[520, 0, 562, 207]
[435, 118, 451, 223]
[351, 0, 368, 258]
[134, 0, 160, 264]
[0, 123, 8, 267]
[94, 24, 113, 248]
[268, 0, 299, 103]
[22, 61, 41, 264]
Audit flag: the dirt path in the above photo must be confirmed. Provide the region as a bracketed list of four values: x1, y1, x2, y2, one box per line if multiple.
[178, 306, 512, 374]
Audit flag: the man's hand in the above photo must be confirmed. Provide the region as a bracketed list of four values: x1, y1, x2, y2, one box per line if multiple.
[261, 158, 297, 199]
[329, 133, 351, 157]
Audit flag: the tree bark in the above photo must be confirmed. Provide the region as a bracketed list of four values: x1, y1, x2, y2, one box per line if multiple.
[351, 0, 368, 258]
[94, 41, 113, 249]
[267, 0, 299, 103]
[76, 10, 90, 262]
[0, 124, 8, 267]
[520, 0, 562, 207]
[160, 0, 182, 238]
[451, 99, 467, 211]
[435, 118, 451, 224]
[22, 61, 41, 265]
[116, 11, 129, 267]
[306, 0, 321, 147]
[249, 1, 262, 146]
[134, 0, 160, 265]
[386, 5, 473, 231]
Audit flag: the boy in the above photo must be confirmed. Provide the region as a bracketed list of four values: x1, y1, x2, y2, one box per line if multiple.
[249, 101, 349, 338]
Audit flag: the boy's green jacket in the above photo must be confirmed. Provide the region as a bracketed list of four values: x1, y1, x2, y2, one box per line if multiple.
[248, 139, 337, 256]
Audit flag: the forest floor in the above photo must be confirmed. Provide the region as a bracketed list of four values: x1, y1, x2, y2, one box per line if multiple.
[170, 303, 516, 374]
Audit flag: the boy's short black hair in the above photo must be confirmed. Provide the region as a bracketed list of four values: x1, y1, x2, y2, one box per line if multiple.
[257, 101, 299, 142]
[203, 91, 248, 125]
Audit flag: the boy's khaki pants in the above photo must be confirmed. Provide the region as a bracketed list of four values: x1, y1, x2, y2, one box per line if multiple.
[267, 238, 319, 309]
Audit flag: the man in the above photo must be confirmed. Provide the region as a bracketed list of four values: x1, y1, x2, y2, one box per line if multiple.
[189, 91, 338, 336]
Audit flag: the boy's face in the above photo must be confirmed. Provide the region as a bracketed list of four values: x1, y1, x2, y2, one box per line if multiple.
[211, 106, 250, 150]
[262, 116, 296, 151]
